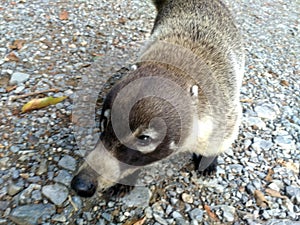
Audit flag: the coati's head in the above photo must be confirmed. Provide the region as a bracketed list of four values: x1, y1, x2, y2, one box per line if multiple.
[71, 64, 195, 197]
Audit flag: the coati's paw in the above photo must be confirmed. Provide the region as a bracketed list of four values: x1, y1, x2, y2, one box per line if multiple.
[193, 154, 218, 176]
[103, 170, 140, 199]
[103, 183, 135, 199]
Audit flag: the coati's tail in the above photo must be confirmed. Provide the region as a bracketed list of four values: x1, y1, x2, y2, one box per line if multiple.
[152, 0, 167, 10]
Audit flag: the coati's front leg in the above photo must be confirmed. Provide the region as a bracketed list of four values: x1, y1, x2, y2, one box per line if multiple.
[103, 170, 140, 199]
[193, 154, 218, 176]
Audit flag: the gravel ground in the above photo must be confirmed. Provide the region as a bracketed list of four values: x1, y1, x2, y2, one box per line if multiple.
[0, 0, 299, 225]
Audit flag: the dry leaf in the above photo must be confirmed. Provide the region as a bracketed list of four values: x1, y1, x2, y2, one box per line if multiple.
[122, 217, 146, 225]
[254, 190, 268, 208]
[21, 96, 67, 113]
[265, 169, 274, 182]
[240, 98, 254, 103]
[59, 10, 69, 20]
[280, 80, 289, 87]
[5, 52, 19, 61]
[133, 217, 146, 225]
[204, 205, 219, 221]
[277, 159, 299, 174]
[6, 85, 17, 92]
[265, 188, 287, 199]
[9, 40, 26, 50]
[118, 17, 127, 25]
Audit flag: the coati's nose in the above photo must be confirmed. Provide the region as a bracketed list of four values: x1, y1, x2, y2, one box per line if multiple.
[71, 173, 97, 197]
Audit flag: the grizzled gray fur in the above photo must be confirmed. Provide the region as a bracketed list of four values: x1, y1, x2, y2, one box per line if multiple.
[71, 0, 244, 198]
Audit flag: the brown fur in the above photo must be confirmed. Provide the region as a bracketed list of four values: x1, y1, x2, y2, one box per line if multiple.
[71, 0, 244, 198]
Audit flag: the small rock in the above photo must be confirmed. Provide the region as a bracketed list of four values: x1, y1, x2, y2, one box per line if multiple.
[52, 214, 67, 223]
[36, 160, 47, 175]
[175, 218, 189, 225]
[254, 104, 278, 120]
[19, 184, 41, 204]
[121, 186, 151, 208]
[9, 72, 30, 85]
[42, 183, 68, 206]
[244, 116, 266, 129]
[285, 186, 300, 204]
[181, 193, 193, 204]
[58, 155, 77, 171]
[251, 137, 273, 152]
[153, 214, 168, 225]
[264, 219, 300, 225]
[189, 208, 203, 222]
[274, 136, 294, 149]
[221, 205, 235, 222]
[53, 170, 73, 186]
[172, 211, 183, 219]
[9, 204, 55, 225]
[8, 183, 23, 196]
[101, 212, 112, 222]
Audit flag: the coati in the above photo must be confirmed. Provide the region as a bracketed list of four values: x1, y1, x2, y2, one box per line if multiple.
[71, 0, 244, 198]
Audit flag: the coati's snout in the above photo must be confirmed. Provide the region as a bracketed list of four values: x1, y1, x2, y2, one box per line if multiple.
[71, 169, 98, 197]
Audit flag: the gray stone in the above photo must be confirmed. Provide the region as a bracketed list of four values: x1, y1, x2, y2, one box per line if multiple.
[285, 186, 300, 204]
[175, 218, 189, 225]
[252, 137, 273, 152]
[244, 116, 266, 129]
[8, 183, 23, 196]
[19, 184, 41, 204]
[42, 184, 68, 206]
[254, 104, 278, 120]
[52, 214, 67, 223]
[153, 214, 168, 225]
[274, 136, 294, 149]
[172, 211, 183, 219]
[9, 204, 55, 225]
[121, 186, 151, 208]
[189, 208, 203, 222]
[264, 219, 300, 225]
[58, 155, 77, 171]
[220, 205, 235, 222]
[0, 219, 7, 225]
[53, 170, 73, 186]
[9, 72, 30, 85]
[101, 212, 112, 222]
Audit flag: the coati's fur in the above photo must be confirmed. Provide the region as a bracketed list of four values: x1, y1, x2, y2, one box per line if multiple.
[71, 0, 244, 198]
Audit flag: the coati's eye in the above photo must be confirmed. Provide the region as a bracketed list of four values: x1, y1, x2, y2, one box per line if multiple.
[137, 135, 152, 146]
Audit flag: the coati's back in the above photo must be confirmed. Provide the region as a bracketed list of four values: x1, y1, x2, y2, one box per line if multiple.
[151, 0, 244, 98]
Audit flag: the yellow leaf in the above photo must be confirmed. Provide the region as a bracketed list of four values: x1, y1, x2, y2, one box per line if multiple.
[21, 96, 67, 113]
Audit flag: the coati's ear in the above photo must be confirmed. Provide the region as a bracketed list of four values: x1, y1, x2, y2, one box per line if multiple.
[100, 109, 110, 132]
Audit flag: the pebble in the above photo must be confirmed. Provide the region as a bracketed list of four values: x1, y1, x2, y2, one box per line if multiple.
[53, 170, 73, 186]
[8, 183, 23, 196]
[285, 186, 300, 204]
[181, 193, 193, 204]
[251, 137, 273, 152]
[9, 204, 55, 225]
[121, 186, 151, 208]
[189, 208, 203, 222]
[9, 72, 30, 85]
[52, 214, 67, 223]
[153, 214, 168, 225]
[58, 155, 77, 171]
[42, 184, 69, 206]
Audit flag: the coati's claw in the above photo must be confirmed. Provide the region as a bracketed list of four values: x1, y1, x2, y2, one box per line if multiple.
[193, 154, 218, 176]
[103, 170, 140, 198]
[104, 183, 135, 199]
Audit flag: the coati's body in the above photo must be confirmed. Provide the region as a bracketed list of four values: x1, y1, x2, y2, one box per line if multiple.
[71, 0, 244, 197]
